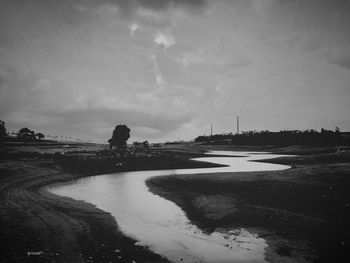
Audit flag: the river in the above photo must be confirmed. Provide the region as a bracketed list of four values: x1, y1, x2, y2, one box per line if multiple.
[47, 151, 291, 263]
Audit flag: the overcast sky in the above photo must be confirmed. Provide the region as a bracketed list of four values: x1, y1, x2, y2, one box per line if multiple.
[1, 0, 350, 142]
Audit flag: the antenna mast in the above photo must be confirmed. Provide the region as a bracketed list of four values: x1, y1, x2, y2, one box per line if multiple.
[237, 116, 239, 134]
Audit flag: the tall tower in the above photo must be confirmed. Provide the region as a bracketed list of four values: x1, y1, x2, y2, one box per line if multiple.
[211, 123, 213, 136]
[237, 116, 239, 134]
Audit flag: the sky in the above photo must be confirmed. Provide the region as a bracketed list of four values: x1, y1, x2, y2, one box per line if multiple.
[1, 0, 350, 143]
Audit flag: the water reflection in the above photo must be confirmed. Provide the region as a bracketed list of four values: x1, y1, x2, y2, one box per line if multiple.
[47, 151, 291, 263]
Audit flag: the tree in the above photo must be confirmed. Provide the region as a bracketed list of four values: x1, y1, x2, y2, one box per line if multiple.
[18, 127, 34, 136]
[0, 120, 6, 144]
[17, 127, 36, 140]
[143, 141, 149, 148]
[36, 132, 45, 140]
[109, 124, 130, 150]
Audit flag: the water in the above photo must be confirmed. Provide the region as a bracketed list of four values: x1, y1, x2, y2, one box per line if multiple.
[47, 151, 291, 263]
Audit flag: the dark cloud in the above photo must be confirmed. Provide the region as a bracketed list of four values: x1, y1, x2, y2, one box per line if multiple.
[331, 56, 350, 69]
[327, 46, 350, 70]
[0, 0, 98, 48]
[0, 0, 207, 45]
[0, 0, 92, 25]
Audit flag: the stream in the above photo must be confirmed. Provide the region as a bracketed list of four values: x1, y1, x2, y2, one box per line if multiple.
[47, 151, 291, 263]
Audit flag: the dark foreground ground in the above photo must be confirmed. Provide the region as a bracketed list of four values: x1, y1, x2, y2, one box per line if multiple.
[0, 142, 220, 263]
[147, 145, 350, 263]
[0, 142, 349, 262]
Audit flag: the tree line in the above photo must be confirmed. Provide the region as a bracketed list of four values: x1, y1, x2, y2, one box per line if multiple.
[0, 121, 45, 143]
[0, 121, 133, 147]
[195, 128, 345, 146]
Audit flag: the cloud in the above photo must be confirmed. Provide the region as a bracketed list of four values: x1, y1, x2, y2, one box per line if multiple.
[108, 0, 207, 15]
[175, 51, 204, 67]
[137, 8, 165, 20]
[329, 46, 350, 69]
[213, 85, 228, 109]
[251, 0, 274, 15]
[150, 54, 165, 86]
[41, 106, 193, 139]
[0, 67, 40, 115]
[154, 32, 176, 49]
[2, 0, 350, 141]
[128, 22, 139, 36]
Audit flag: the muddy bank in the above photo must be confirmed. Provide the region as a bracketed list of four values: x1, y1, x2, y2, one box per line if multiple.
[0, 156, 171, 262]
[146, 148, 350, 263]
[2, 143, 349, 262]
[0, 144, 219, 263]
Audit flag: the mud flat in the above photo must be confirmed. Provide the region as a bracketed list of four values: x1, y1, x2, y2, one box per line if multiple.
[147, 147, 350, 262]
[1, 143, 349, 262]
[0, 143, 216, 263]
[0, 152, 171, 262]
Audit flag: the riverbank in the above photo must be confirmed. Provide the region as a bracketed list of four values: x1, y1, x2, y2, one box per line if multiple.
[0, 142, 221, 263]
[1, 143, 349, 262]
[147, 146, 350, 262]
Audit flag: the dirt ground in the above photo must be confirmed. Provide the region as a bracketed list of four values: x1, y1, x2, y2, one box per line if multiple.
[1, 142, 349, 262]
[0, 142, 225, 263]
[0, 145, 172, 263]
[147, 146, 350, 263]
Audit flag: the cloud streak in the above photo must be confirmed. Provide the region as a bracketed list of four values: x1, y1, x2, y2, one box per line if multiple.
[150, 54, 165, 86]
[128, 22, 139, 36]
[329, 46, 350, 70]
[154, 32, 176, 49]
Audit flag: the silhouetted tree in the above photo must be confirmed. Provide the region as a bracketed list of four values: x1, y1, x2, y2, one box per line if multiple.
[36, 132, 45, 140]
[109, 124, 130, 150]
[17, 127, 36, 140]
[143, 141, 149, 148]
[18, 127, 34, 135]
[133, 141, 141, 148]
[0, 120, 6, 144]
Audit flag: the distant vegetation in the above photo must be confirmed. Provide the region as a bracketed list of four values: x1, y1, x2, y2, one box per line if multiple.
[133, 141, 149, 150]
[16, 127, 45, 141]
[36, 132, 45, 140]
[0, 124, 47, 144]
[195, 128, 347, 146]
[17, 127, 36, 140]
